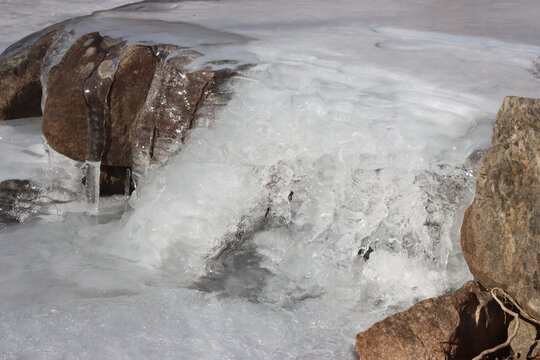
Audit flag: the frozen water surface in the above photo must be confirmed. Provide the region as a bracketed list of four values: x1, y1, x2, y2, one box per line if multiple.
[1, 0, 540, 358]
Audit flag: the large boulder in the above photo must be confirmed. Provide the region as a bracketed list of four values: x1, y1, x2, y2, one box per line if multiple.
[42, 32, 158, 194]
[41, 32, 240, 194]
[461, 96, 540, 320]
[0, 30, 56, 120]
[42, 33, 157, 165]
[356, 281, 510, 360]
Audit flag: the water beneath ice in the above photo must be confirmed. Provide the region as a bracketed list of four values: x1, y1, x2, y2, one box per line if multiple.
[0, 0, 539, 358]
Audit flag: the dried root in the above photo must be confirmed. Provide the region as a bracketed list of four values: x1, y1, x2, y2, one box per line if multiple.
[472, 288, 540, 360]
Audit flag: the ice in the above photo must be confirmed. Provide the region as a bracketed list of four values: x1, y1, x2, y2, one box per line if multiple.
[83, 160, 101, 211]
[0, 118, 46, 183]
[0, 288, 370, 359]
[1, 0, 540, 358]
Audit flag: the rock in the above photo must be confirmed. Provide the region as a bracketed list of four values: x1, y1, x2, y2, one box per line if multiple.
[460, 96, 540, 320]
[43, 32, 117, 162]
[131, 49, 212, 177]
[0, 30, 56, 120]
[42, 32, 157, 194]
[100, 45, 157, 167]
[356, 281, 510, 360]
[509, 318, 539, 358]
[0, 179, 40, 222]
[41, 31, 240, 195]
[131, 50, 239, 178]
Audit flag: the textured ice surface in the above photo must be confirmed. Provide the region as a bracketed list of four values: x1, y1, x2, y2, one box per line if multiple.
[1, 0, 540, 358]
[0, 118, 46, 184]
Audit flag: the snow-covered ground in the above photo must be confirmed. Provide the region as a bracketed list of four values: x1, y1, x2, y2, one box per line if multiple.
[0, 0, 138, 52]
[0, 0, 539, 358]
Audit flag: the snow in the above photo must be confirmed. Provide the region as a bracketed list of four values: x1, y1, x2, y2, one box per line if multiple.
[0, 0, 539, 358]
[0, 0, 137, 53]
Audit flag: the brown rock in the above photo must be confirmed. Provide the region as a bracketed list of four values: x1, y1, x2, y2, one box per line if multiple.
[42, 31, 240, 195]
[103, 45, 157, 167]
[132, 51, 238, 177]
[42, 33, 157, 194]
[132, 50, 212, 177]
[460, 96, 540, 320]
[356, 281, 510, 360]
[42, 32, 115, 162]
[0, 30, 56, 120]
[82, 40, 126, 162]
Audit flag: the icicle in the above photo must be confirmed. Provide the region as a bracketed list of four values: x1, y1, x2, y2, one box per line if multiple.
[123, 168, 132, 212]
[124, 168, 132, 198]
[44, 139, 53, 192]
[84, 160, 101, 214]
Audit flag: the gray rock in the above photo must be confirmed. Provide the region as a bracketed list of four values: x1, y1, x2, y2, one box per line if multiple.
[509, 317, 539, 358]
[0, 180, 40, 222]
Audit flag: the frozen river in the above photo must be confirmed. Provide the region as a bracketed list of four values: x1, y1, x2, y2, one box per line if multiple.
[0, 0, 539, 358]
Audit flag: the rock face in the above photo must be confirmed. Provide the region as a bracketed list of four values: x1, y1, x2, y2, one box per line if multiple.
[42, 33, 157, 165]
[131, 48, 213, 177]
[132, 50, 239, 178]
[461, 96, 540, 320]
[509, 317, 539, 359]
[0, 30, 56, 120]
[356, 281, 510, 360]
[40, 32, 239, 194]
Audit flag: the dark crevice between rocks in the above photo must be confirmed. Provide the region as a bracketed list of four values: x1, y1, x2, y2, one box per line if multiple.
[448, 290, 511, 360]
[99, 165, 135, 196]
[148, 126, 158, 159]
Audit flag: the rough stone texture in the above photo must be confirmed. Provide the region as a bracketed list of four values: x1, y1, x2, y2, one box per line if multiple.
[42, 31, 240, 194]
[356, 281, 510, 360]
[82, 41, 126, 162]
[461, 96, 540, 320]
[509, 318, 539, 358]
[102, 45, 157, 167]
[42, 32, 115, 162]
[132, 50, 237, 178]
[42, 33, 157, 194]
[0, 180, 40, 222]
[0, 30, 56, 120]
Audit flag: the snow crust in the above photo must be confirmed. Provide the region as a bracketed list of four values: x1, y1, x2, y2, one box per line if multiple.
[0, 0, 539, 358]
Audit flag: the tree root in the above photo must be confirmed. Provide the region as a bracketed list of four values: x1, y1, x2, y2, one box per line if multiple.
[472, 288, 540, 360]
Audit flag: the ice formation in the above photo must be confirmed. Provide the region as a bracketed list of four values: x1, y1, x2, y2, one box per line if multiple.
[0, 0, 539, 358]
